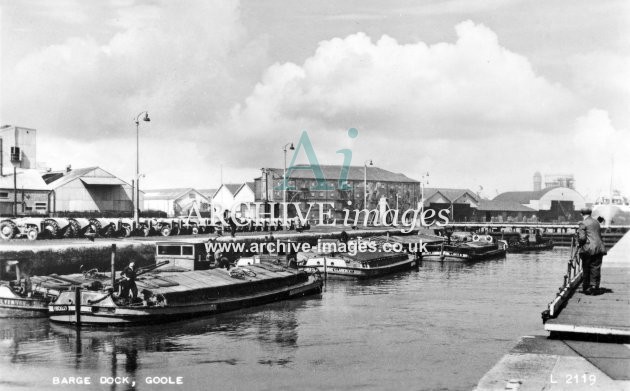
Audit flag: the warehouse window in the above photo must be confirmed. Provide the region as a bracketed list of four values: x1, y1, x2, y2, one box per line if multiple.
[35, 202, 47, 210]
[188, 193, 195, 199]
[0, 192, 8, 199]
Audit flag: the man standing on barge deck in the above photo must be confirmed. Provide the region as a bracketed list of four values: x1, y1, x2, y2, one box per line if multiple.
[120, 261, 138, 300]
[577, 208, 607, 295]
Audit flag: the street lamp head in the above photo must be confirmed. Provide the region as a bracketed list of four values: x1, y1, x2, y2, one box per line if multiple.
[143, 112, 150, 122]
[368, 160, 373, 166]
[289, 143, 295, 151]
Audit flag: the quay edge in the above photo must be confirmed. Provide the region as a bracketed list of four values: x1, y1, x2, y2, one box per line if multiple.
[475, 231, 630, 391]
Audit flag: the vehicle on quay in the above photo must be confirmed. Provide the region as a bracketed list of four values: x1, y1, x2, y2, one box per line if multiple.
[420, 232, 507, 262]
[48, 241, 323, 326]
[298, 238, 417, 279]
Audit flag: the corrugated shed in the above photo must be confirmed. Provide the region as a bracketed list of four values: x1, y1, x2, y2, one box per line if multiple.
[46, 167, 98, 188]
[46, 167, 132, 190]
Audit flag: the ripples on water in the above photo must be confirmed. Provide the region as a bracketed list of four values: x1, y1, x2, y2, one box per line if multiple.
[0, 248, 570, 391]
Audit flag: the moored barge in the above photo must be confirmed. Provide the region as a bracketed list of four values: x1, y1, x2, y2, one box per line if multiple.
[421, 233, 507, 262]
[298, 239, 417, 278]
[48, 242, 322, 326]
[506, 229, 554, 253]
[0, 260, 74, 318]
[0, 284, 51, 318]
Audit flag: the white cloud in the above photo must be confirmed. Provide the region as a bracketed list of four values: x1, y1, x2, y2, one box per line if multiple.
[569, 52, 630, 128]
[3, 5, 626, 195]
[218, 21, 577, 170]
[4, 0, 266, 141]
[571, 109, 630, 198]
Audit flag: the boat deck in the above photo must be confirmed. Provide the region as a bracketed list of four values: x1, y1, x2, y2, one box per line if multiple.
[135, 265, 298, 295]
[29, 264, 299, 296]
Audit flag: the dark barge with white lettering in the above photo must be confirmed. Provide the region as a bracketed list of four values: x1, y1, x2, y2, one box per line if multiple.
[420, 232, 507, 262]
[298, 239, 417, 278]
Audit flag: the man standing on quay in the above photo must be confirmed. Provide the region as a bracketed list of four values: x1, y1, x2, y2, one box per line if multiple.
[577, 208, 607, 295]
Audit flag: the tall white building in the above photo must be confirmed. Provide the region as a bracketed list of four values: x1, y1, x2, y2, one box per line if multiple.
[0, 125, 37, 172]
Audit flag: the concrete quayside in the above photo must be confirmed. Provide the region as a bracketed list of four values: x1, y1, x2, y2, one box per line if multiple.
[475, 231, 630, 390]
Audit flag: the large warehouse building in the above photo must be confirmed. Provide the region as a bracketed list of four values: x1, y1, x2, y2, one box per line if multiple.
[255, 165, 420, 220]
[45, 166, 138, 215]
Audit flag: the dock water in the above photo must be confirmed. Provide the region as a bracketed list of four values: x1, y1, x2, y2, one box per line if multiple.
[475, 232, 630, 390]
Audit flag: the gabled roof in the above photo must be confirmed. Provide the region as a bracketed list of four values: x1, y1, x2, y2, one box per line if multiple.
[477, 199, 536, 212]
[144, 188, 196, 201]
[46, 166, 132, 190]
[46, 167, 98, 188]
[265, 165, 418, 183]
[198, 188, 218, 199]
[0, 169, 49, 191]
[423, 187, 479, 203]
[493, 186, 560, 204]
[214, 183, 242, 198]
[234, 182, 255, 196]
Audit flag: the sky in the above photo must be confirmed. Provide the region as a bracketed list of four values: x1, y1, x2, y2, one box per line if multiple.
[1, 0, 628, 200]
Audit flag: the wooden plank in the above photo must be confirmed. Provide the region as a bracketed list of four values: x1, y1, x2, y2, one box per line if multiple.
[547, 315, 630, 329]
[545, 323, 630, 336]
[167, 274, 212, 289]
[182, 272, 217, 285]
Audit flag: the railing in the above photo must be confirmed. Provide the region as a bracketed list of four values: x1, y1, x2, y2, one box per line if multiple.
[542, 236, 583, 322]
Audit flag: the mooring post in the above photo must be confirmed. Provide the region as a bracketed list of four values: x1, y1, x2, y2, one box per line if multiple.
[110, 244, 116, 289]
[74, 286, 81, 327]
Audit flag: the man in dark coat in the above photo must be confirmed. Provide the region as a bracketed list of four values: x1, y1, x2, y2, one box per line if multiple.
[120, 261, 138, 300]
[577, 208, 607, 295]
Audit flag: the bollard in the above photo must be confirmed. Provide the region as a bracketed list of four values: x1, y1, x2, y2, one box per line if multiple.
[74, 286, 81, 327]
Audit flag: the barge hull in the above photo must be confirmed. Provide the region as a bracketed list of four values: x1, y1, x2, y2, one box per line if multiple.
[421, 249, 506, 262]
[302, 257, 418, 279]
[48, 278, 322, 326]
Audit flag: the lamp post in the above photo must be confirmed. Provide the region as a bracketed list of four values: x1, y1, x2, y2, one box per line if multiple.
[364, 160, 373, 209]
[395, 193, 400, 224]
[134, 111, 150, 225]
[282, 142, 295, 220]
[420, 172, 429, 214]
[10, 146, 21, 217]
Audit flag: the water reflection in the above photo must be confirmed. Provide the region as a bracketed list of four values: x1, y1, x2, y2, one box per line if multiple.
[0, 298, 309, 390]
